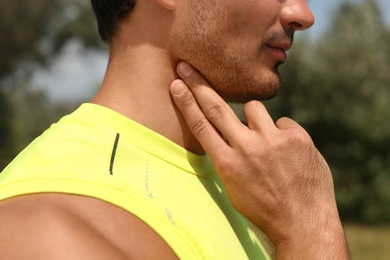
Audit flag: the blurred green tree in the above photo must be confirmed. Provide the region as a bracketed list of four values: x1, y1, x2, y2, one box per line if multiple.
[266, 0, 390, 224]
[0, 0, 103, 170]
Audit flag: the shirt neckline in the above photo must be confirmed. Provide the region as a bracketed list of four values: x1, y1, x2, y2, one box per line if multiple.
[73, 103, 215, 177]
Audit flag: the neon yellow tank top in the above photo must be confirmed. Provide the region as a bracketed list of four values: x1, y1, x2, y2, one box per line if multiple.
[0, 103, 270, 259]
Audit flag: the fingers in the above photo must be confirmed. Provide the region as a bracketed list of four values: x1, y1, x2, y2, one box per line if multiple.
[245, 101, 303, 134]
[173, 62, 246, 146]
[244, 101, 277, 133]
[170, 79, 229, 156]
[276, 117, 301, 130]
[171, 61, 305, 154]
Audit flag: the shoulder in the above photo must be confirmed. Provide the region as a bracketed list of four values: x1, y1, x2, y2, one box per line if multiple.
[0, 193, 177, 259]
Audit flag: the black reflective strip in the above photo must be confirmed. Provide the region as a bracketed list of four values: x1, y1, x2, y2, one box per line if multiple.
[109, 133, 120, 175]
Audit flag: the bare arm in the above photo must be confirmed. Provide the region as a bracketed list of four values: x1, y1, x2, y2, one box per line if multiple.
[0, 194, 178, 260]
[170, 61, 349, 259]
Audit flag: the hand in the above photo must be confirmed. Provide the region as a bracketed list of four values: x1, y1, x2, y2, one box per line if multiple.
[170, 61, 349, 259]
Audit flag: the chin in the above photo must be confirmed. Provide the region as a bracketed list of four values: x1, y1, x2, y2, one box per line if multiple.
[204, 62, 283, 103]
[231, 77, 281, 103]
[218, 82, 281, 104]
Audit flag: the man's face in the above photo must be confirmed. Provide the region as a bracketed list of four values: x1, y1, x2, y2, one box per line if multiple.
[171, 0, 314, 102]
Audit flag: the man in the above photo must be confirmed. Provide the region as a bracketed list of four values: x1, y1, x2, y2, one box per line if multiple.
[0, 0, 349, 259]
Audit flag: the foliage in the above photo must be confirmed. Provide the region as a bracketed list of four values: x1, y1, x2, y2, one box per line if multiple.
[0, 0, 101, 78]
[265, 0, 390, 224]
[0, 0, 103, 170]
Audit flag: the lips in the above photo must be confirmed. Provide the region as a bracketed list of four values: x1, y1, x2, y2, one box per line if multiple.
[269, 42, 292, 52]
[267, 43, 291, 61]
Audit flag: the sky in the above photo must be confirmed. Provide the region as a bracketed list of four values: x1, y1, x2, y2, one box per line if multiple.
[308, 0, 390, 38]
[33, 0, 390, 102]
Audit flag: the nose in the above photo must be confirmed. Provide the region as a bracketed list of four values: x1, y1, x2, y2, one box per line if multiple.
[280, 0, 315, 31]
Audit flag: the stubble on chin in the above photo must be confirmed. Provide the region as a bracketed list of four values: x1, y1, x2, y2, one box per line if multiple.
[210, 62, 283, 104]
[192, 41, 285, 103]
[174, 5, 287, 103]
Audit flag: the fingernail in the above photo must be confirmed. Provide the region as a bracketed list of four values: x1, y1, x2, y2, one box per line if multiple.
[177, 62, 192, 78]
[170, 80, 187, 97]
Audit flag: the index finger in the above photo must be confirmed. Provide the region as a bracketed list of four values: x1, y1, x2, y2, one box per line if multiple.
[175, 62, 246, 146]
[170, 79, 229, 156]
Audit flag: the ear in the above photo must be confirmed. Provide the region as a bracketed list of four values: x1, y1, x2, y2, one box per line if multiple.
[154, 0, 176, 11]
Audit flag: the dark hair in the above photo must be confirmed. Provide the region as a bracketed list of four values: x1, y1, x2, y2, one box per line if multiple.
[91, 0, 136, 42]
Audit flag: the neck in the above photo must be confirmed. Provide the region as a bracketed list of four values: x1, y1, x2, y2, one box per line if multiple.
[90, 44, 204, 155]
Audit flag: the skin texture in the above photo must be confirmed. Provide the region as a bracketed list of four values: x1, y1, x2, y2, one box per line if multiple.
[170, 62, 349, 259]
[170, 0, 313, 102]
[0, 0, 349, 258]
[0, 194, 178, 259]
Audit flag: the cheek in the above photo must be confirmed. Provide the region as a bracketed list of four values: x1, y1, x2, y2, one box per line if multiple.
[169, 11, 224, 68]
[225, 2, 279, 39]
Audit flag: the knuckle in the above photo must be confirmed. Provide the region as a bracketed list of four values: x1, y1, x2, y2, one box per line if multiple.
[205, 103, 225, 122]
[275, 117, 287, 126]
[190, 117, 211, 136]
[276, 116, 290, 123]
[268, 128, 313, 152]
[214, 155, 237, 180]
[216, 157, 231, 173]
[240, 143, 260, 159]
[276, 117, 300, 129]
[284, 128, 314, 152]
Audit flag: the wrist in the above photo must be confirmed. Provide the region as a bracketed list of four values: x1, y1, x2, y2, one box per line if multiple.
[274, 215, 349, 259]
